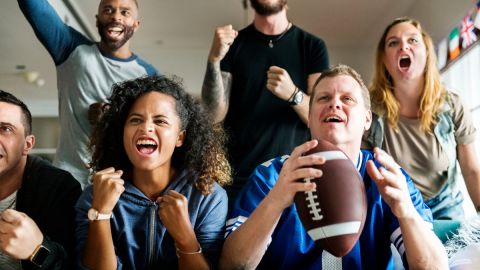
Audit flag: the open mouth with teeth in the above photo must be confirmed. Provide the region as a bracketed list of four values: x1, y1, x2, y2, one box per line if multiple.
[136, 139, 158, 155]
[324, 116, 344, 123]
[399, 55, 411, 71]
[106, 24, 125, 40]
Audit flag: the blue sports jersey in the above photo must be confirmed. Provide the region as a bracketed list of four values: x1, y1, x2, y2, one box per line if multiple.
[226, 150, 433, 269]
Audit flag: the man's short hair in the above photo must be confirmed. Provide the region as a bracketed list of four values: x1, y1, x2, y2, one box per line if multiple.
[310, 64, 370, 110]
[0, 90, 33, 135]
[100, 0, 138, 8]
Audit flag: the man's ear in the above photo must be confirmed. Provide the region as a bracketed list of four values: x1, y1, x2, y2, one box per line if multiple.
[364, 110, 372, 131]
[133, 20, 140, 32]
[176, 130, 185, 147]
[23, 135, 35, 156]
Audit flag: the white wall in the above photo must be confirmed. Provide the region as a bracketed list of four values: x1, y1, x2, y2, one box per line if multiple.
[441, 43, 480, 218]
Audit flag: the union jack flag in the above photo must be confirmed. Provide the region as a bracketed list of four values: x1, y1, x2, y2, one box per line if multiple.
[460, 13, 477, 49]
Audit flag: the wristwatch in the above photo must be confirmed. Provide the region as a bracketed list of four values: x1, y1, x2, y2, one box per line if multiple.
[29, 242, 51, 267]
[87, 208, 112, 221]
[289, 89, 304, 106]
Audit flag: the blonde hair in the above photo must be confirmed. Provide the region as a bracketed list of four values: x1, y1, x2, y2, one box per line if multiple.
[369, 17, 446, 132]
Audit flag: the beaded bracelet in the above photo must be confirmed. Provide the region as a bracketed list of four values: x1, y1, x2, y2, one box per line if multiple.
[175, 243, 202, 258]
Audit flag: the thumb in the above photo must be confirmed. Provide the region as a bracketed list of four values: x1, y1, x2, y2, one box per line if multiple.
[1, 209, 24, 224]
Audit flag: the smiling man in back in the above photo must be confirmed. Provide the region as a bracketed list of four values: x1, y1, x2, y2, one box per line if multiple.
[18, 0, 158, 187]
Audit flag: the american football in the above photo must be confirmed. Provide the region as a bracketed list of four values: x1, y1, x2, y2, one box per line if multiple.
[294, 139, 367, 257]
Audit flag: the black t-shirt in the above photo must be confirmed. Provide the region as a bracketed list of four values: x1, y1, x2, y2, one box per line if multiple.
[221, 24, 329, 196]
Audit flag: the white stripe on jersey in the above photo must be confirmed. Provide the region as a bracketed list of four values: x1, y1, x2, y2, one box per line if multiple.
[224, 215, 273, 248]
[390, 227, 405, 258]
[322, 250, 342, 269]
[225, 216, 248, 238]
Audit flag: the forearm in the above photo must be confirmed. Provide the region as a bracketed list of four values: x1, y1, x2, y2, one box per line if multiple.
[399, 213, 448, 269]
[201, 62, 231, 123]
[176, 233, 210, 270]
[220, 196, 283, 270]
[463, 171, 480, 210]
[457, 143, 480, 209]
[82, 221, 117, 270]
[178, 252, 210, 270]
[291, 92, 310, 124]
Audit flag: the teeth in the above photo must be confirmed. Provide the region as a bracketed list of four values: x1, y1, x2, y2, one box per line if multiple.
[136, 139, 157, 146]
[400, 55, 409, 59]
[325, 116, 341, 122]
[109, 27, 123, 32]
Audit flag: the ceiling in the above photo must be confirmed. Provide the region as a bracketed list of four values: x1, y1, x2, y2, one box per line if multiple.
[0, 0, 476, 116]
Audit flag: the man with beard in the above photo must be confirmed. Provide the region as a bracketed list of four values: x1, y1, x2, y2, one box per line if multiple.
[202, 0, 329, 206]
[18, 0, 157, 188]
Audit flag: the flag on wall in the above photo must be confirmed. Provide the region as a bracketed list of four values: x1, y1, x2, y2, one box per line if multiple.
[449, 27, 460, 60]
[474, 0, 480, 29]
[460, 13, 477, 48]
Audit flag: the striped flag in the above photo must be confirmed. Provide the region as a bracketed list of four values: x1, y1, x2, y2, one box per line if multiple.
[460, 13, 477, 48]
[449, 27, 460, 60]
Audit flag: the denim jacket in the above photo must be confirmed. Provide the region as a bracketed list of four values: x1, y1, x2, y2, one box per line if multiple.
[75, 170, 228, 269]
[364, 95, 464, 219]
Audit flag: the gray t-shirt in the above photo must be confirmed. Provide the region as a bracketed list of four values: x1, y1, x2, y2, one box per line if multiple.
[383, 92, 476, 200]
[19, 0, 158, 188]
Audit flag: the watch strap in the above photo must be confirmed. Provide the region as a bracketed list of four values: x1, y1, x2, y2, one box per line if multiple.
[96, 212, 112, 220]
[287, 87, 299, 104]
[29, 238, 51, 268]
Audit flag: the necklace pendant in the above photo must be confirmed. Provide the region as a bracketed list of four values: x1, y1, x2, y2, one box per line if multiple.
[269, 40, 274, 48]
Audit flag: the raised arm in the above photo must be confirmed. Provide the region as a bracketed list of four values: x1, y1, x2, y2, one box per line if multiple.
[81, 168, 125, 270]
[457, 143, 480, 212]
[17, 0, 90, 65]
[201, 25, 237, 123]
[366, 148, 448, 269]
[220, 140, 324, 269]
[266, 68, 321, 124]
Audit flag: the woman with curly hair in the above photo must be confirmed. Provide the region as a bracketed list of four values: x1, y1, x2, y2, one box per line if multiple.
[364, 17, 480, 220]
[75, 75, 231, 270]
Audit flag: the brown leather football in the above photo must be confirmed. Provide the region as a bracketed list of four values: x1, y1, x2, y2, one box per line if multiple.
[294, 139, 367, 257]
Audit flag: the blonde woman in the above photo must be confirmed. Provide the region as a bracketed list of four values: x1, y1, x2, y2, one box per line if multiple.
[365, 17, 480, 220]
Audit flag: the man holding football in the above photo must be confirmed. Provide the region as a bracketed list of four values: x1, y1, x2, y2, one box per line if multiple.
[220, 65, 447, 269]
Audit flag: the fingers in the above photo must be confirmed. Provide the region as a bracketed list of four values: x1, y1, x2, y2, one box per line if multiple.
[92, 167, 125, 212]
[267, 66, 285, 74]
[0, 209, 24, 224]
[209, 24, 238, 63]
[158, 190, 187, 207]
[290, 139, 319, 159]
[373, 147, 401, 174]
[216, 24, 237, 45]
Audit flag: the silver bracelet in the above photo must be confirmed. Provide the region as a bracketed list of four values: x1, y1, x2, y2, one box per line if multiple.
[175, 243, 202, 258]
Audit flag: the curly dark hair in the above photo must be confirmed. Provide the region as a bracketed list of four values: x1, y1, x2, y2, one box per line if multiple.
[89, 75, 231, 195]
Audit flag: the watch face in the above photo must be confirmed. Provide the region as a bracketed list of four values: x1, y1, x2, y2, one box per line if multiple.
[87, 208, 98, 221]
[294, 91, 304, 104]
[31, 245, 51, 267]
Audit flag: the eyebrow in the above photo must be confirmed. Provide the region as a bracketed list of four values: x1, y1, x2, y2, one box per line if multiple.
[127, 113, 169, 119]
[0, 122, 17, 129]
